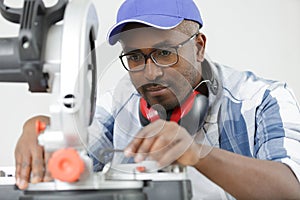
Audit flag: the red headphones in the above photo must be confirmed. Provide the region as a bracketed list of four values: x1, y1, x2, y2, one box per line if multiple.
[139, 90, 209, 134]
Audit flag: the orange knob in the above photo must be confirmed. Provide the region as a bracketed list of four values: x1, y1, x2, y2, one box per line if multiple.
[136, 166, 146, 173]
[35, 120, 46, 135]
[48, 148, 85, 182]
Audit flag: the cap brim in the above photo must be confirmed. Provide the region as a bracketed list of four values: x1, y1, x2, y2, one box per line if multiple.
[107, 15, 184, 45]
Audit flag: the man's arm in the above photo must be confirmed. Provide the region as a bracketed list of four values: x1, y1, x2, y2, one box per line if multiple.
[194, 145, 300, 199]
[125, 119, 300, 199]
[196, 83, 300, 198]
[14, 115, 51, 190]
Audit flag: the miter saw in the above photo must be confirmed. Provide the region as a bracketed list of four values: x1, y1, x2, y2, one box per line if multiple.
[0, 0, 193, 199]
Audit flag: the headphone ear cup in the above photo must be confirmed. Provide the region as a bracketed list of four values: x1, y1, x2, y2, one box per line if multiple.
[138, 91, 209, 134]
[139, 108, 150, 127]
[139, 97, 160, 126]
[169, 91, 198, 123]
[179, 93, 209, 134]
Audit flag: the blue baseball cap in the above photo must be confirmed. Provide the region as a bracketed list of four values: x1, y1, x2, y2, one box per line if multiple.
[107, 0, 203, 45]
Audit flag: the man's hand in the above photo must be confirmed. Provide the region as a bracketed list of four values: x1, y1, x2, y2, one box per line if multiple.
[124, 119, 203, 168]
[14, 115, 52, 190]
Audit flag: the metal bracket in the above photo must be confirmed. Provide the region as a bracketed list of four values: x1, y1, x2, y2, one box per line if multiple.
[0, 0, 68, 92]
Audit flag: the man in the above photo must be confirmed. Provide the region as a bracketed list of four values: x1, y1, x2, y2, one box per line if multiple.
[14, 0, 300, 199]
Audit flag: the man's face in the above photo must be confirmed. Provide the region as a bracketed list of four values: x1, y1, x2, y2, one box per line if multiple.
[120, 25, 204, 110]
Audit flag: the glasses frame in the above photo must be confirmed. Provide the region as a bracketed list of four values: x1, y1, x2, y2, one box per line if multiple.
[119, 31, 200, 72]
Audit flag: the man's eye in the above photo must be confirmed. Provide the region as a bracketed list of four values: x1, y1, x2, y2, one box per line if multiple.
[127, 54, 142, 61]
[158, 50, 172, 57]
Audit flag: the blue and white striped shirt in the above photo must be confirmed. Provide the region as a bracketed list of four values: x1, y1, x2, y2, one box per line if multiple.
[88, 59, 300, 199]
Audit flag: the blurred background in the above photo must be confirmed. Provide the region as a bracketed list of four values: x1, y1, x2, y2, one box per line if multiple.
[0, 0, 299, 166]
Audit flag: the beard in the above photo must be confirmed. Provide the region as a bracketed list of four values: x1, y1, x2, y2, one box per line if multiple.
[137, 82, 192, 111]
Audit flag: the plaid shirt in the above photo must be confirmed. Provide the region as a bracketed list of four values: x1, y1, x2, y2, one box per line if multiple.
[88, 59, 300, 199]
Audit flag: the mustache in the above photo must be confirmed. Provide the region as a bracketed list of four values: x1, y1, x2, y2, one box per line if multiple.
[144, 82, 168, 87]
[139, 82, 170, 90]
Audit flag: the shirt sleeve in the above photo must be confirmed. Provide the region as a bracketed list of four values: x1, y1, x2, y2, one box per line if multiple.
[87, 91, 115, 172]
[254, 83, 300, 181]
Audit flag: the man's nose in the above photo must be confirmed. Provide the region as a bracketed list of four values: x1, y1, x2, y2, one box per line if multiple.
[143, 58, 164, 81]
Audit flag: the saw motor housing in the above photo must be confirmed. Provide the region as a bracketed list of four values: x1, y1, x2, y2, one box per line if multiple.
[0, 0, 98, 182]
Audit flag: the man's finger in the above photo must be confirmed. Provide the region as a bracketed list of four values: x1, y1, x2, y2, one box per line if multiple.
[14, 151, 22, 186]
[18, 158, 31, 190]
[147, 136, 180, 161]
[125, 119, 166, 157]
[148, 125, 189, 162]
[30, 146, 45, 184]
[134, 136, 157, 162]
[43, 152, 53, 182]
[124, 137, 144, 157]
[156, 142, 188, 167]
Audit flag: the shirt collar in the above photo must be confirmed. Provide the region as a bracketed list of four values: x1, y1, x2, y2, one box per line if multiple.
[201, 58, 223, 123]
